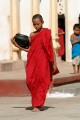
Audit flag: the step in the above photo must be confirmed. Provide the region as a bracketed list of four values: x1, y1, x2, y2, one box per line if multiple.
[0, 60, 13, 72]
[0, 80, 30, 96]
[0, 60, 26, 72]
[53, 82, 80, 96]
[0, 74, 80, 96]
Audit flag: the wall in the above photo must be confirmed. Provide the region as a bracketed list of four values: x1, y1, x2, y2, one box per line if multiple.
[65, 0, 80, 62]
[0, 0, 11, 60]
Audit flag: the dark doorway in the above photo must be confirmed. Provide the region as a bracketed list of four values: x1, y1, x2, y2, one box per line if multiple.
[58, 14, 65, 61]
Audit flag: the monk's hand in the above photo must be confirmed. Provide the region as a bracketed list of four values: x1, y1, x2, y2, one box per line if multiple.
[11, 37, 19, 48]
[11, 37, 15, 43]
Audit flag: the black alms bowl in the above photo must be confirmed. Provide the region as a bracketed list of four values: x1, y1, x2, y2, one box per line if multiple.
[14, 33, 30, 49]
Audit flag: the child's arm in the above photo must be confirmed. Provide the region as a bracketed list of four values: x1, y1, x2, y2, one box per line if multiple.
[70, 34, 80, 45]
[58, 28, 65, 36]
[70, 40, 79, 45]
[58, 31, 65, 36]
[11, 37, 30, 52]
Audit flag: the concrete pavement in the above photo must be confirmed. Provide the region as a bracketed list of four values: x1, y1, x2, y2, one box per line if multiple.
[0, 59, 80, 119]
[0, 96, 80, 120]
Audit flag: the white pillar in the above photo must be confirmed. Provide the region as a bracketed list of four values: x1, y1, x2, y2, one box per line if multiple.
[20, 0, 40, 35]
[40, 0, 51, 28]
[20, 0, 32, 60]
[40, 0, 58, 39]
[32, 0, 40, 31]
[20, 0, 32, 35]
[11, 0, 20, 35]
[50, 0, 58, 40]
[32, 0, 40, 15]
[65, 0, 80, 62]
[0, 0, 11, 60]
[50, 0, 59, 57]
[11, 0, 20, 61]
[20, 0, 40, 60]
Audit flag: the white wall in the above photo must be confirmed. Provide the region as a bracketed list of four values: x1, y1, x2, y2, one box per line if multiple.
[20, 0, 32, 60]
[0, 0, 11, 60]
[65, 0, 80, 62]
[40, 0, 50, 28]
[20, 0, 32, 35]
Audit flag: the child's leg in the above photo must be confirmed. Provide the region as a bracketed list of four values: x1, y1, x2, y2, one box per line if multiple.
[76, 56, 80, 73]
[72, 64, 76, 74]
[77, 65, 80, 73]
[72, 57, 77, 74]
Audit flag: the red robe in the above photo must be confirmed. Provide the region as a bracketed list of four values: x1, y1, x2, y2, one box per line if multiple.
[58, 28, 65, 56]
[26, 28, 59, 107]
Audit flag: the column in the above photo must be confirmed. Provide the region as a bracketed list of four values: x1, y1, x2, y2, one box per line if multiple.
[32, 0, 40, 15]
[20, 0, 32, 60]
[40, 0, 58, 39]
[65, 0, 80, 62]
[11, 0, 20, 61]
[40, 0, 51, 28]
[50, 0, 58, 40]
[31, 0, 40, 31]
[50, 0, 58, 55]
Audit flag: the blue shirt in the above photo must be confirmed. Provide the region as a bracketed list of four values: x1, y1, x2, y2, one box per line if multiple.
[70, 35, 80, 59]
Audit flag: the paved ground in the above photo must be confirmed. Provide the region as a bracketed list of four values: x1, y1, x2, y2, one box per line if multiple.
[0, 59, 80, 119]
[0, 95, 80, 120]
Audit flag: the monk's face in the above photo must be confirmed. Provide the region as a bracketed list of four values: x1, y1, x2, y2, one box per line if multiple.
[32, 18, 44, 31]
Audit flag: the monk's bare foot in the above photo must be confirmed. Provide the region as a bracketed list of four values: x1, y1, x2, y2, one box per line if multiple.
[32, 107, 40, 112]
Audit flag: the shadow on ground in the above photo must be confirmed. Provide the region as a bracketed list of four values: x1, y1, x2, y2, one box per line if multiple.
[25, 106, 55, 111]
[13, 106, 55, 111]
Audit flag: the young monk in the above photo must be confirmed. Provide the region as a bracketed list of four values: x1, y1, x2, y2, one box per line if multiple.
[11, 14, 59, 112]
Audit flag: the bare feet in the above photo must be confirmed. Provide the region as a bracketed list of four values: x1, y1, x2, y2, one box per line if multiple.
[32, 107, 40, 112]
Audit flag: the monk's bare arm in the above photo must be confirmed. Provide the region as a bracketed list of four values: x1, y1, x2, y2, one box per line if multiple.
[58, 31, 65, 36]
[51, 36, 57, 71]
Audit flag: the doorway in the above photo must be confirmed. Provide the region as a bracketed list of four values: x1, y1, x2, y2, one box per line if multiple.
[58, 14, 65, 61]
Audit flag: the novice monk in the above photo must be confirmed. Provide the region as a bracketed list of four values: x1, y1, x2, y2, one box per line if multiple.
[11, 14, 59, 112]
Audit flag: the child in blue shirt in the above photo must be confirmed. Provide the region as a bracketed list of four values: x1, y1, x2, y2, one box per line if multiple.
[70, 24, 80, 74]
